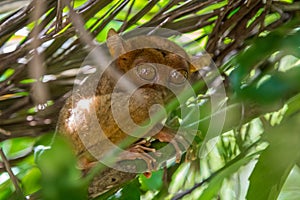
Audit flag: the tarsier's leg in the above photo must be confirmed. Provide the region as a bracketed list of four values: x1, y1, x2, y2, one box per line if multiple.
[125, 126, 189, 167]
[80, 129, 189, 172]
[131, 139, 156, 153]
[78, 145, 157, 172]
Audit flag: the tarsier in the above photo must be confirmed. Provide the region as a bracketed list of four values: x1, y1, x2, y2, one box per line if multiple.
[57, 29, 209, 196]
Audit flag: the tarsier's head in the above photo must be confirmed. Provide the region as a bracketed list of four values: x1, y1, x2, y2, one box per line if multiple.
[106, 29, 203, 97]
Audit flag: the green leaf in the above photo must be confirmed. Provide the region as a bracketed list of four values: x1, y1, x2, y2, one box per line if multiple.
[285, 93, 300, 118]
[229, 19, 300, 96]
[278, 166, 300, 200]
[36, 134, 88, 200]
[139, 170, 163, 191]
[0, 68, 14, 82]
[19, 79, 36, 84]
[1, 137, 35, 159]
[0, 179, 13, 200]
[199, 154, 255, 200]
[21, 167, 41, 195]
[98, 179, 141, 200]
[246, 115, 300, 200]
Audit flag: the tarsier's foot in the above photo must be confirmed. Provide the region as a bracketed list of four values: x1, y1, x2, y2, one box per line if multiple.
[78, 157, 98, 175]
[153, 128, 189, 163]
[78, 140, 159, 172]
[118, 142, 158, 171]
[78, 132, 188, 173]
[132, 139, 156, 153]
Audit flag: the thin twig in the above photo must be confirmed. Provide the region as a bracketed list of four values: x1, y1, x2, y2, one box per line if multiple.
[88, 1, 120, 32]
[0, 148, 24, 197]
[0, 149, 33, 173]
[29, 0, 49, 105]
[0, 127, 11, 136]
[119, 0, 135, 32]
[55, 0, 63, 32]
[92, 0, 129, 36]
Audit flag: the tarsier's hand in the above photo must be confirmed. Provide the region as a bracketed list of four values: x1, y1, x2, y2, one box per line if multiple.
[56, 28, 209, 196]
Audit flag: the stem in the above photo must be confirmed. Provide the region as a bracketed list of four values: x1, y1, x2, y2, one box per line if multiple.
[0, 148, 24, 198]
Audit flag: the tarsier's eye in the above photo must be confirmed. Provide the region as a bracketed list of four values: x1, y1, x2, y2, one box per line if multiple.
[169, 69, 188, 85]
[136, 63, 157, 81]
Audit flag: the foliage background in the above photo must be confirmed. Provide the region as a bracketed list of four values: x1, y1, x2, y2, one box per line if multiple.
[0, 0, 300, 199]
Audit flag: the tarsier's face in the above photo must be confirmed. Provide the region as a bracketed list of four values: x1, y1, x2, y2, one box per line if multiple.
[118, 48, 189, 82]
[114, 48, 192, 98]
[106, 29, 196, 98]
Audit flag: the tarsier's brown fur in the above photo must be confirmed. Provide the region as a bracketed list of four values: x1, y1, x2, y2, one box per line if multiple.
[56, 29, 207, 196]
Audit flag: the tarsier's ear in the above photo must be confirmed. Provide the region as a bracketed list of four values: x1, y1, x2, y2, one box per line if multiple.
[189, 53, 212, 73]
[106, 28, 128, 58]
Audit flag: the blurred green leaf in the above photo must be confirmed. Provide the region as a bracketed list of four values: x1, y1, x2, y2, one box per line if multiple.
[265, 12, 281, 27]
[243, 67, 300, 104]
[285, 93, 300, 118]
[247, 8, 264, 28]
[98, 179, 141, 200]
[139, 170, 163, 191]
[1, 137, 34, 159]
[197, 1, 227, 15]
[21, 167, 41, 195]
[19, 79, 36, 84]
[0, 179, 13, 200]
[0, 68, 14, 82]
[7, 191, 25, 200]
[280, 0, 293, 3]
[230, 18, 300, 94]
[199, 154, 255, 200]
[36, 134, 88, 200]
[278, 166, 300, 200]
[247, 114, 300, 200]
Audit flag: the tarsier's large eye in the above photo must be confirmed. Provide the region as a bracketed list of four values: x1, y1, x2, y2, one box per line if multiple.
[136, 63, 157, 81]
[169, 69, 188, 85]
